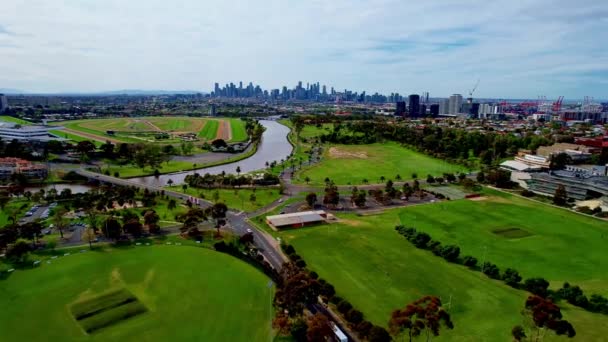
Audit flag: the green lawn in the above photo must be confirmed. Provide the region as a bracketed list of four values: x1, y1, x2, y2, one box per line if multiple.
[228, 118, 248, 142]
[0, 246, 274, 341]
[50, 130, 104, 147]
[295, 142, 467, 185]
[168, 186, 282, 212]
[0, 198, 32, 226]
[0, 116, 32, 124]
[280, 208, 608, 341]
[397, 189, 608, 294]
[199, 119, 219, 140]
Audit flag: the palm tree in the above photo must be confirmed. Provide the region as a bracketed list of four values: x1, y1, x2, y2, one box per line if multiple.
[236, 166, 241, 177]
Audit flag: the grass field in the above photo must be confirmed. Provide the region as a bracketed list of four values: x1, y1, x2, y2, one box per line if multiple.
[0, 246, 273, 341]
[295, 142, 467, 185]
[0, 116, 32, 124]
[279, 204, 608, 341]
[168, 186, 282, 212]
[228, 118, 248, 142]
[198, 119, 218, 140]
[0, 198, 32, 226]
[396, 189, 608, 294]
[50, 117, 244, 144]
[50, 130, 104, 147]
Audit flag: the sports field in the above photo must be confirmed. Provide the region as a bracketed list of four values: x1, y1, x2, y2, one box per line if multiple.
[278, 193, 608, 340]
[51, 117, 246, 144]
[168, 186, 282, 212]
[295, 142, 467, 185]
[0, 246, 273, 341]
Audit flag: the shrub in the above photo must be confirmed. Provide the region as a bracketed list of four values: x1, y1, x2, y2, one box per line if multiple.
[282, 244, 295, 255]
[482, 262, 500, 279]
[368, 325, 391, 342]
[463, 255, 478, 267]
[521, 189, 535, 197]
[502, 268, 522, 287]
[440, 245, 460, 262]
[355, 320, 373, 338]
[329, 295, 343, 305]
[346, 309, 364, 324]
[523, 278, 550, 298]
[289, 253, 301, 261]
[295, 259, 307, 268]
[412, 232, 431, 248]
[337, 300, 353, 314]
[320, 283, 335, 298]
[309, 271, 319, 279]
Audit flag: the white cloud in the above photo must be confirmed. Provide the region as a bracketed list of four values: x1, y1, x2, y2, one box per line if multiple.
[0, 0, 606, 98]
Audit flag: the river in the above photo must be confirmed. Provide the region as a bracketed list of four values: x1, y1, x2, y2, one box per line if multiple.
[130, 120, 293, 186]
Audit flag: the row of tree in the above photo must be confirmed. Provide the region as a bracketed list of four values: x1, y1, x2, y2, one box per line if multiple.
[395, 225, 608, 317]
[183, 171, 280, 189]
[277, 244, 392, 341]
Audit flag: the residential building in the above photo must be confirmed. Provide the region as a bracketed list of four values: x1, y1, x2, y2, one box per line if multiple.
[395, 101, 406, 116]
[439, 99, 449, 115]
[536, 143, 593, 162]
[0, 157, 48, 181]
[448, 94, 463, 115]
[209, 104, 217, 116]
[408, 94, 420, 118]
[0, 94, 7, 113]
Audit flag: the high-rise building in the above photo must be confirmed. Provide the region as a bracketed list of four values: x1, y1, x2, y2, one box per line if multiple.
[420, 104, 427, 117]
[439, 99, 449, 115]
[408, 94, 420, 117]
[430, 104, 439, 117]
[449, 94, 463, 115]
[395, 101, 406, 116]
[0, 94, 8, 113]
[209, 104, 217, 116]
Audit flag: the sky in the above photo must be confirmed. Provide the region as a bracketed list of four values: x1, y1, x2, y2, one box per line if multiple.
[0, 0, 607, 99]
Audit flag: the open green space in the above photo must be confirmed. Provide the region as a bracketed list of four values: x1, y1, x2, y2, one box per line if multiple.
[0, 116, 32, 124]
[0, 198, 32, 226]
[228, 118, 248, 142]
[0, 246, 273, 341]
[279, 206, 608, 341]
[49, 117, 241, 144]
[198, 119, 218, 139]
[295, 142, 467, 185]
[396, 189, 608, 294]
[50, 130, 104, 147]
[168, 186, 282, 213]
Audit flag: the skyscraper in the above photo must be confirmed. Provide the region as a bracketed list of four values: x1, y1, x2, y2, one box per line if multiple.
[449, 94, 463, 115]
[439, 99, 449, 115]
[429, 104, 439, 117]
[0, 94, 8, 113]
[408, 94, 420, 117]
[395, 101, 406, 116]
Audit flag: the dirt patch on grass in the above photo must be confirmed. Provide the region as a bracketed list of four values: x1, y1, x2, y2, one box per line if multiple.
[492, 227, 533, 239]
[468, 196, 488, 201]
[329, 147, 368, 159]
[216, 120, 232, 140]
[62, 128, 122, 144]
[339, 219, 365, 227]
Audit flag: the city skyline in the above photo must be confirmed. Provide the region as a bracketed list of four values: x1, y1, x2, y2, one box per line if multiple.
[1, 1, 607, 98]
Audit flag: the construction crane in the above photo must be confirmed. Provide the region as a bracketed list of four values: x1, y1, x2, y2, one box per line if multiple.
[468, 79, 480, 99]
[552, 96, 564, 112]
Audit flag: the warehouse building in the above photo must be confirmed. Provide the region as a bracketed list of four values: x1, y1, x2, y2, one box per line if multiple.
[266, 211, 329, 229]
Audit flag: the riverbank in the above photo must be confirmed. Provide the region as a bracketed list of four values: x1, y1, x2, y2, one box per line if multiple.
[100, 142, 259, 178]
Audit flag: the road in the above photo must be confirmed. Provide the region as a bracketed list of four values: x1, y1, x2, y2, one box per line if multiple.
[74, 169, 287, 270]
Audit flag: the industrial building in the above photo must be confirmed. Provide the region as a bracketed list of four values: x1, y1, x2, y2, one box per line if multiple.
[266, 210, 329, 229]
[526, 169, 608, 200]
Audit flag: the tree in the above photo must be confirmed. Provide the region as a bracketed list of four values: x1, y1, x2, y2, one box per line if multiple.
[102, 217, 122, 240]
[84, 228, 96, 249]
[143, 210, 161, 234]
[524, 295, 576, 339]
[0, 191, 10, 210]
[323, 181, 340, 208]
[388, 295, 453, 342]
[511, 325, 526, 341]
[207, 202, 228, 236]
[524, 278, 550, 298]
[502, 268, 522, 287]
[167, 179, 174, 186]
[476, 171, 486, 183]
[305, 192, 317, 208]
[550, 152, 572, 170]
[249, 193, 256, 204]
[179, 207, 207, 237]
[86, 210, 100, 232]
[123, 219, 143, 237]
[21, 221, 43, 244]
[369, 325, 392, 342]
[426, 175, 436, 184]
[52, 208, 69, 239]
[482, 262, 500, 279]
[553, 184, 568, 206]
[76, 140, 96, 155]
[167, 198, 177, 210]
[351, 186, 367, 207]
[304, 176, 310, 184]
[306, 313, 333, 342]
[235, 166, 241, 177]
[6, 239, 30, 263]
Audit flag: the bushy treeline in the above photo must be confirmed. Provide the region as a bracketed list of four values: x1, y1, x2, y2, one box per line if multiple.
[184, 172, 280, 189]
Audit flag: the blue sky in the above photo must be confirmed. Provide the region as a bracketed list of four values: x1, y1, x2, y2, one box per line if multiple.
[0, 0, 607, 99]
